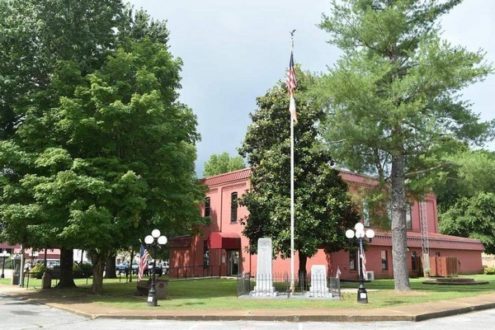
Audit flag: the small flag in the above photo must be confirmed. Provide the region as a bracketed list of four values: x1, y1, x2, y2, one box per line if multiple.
[138, 244, 149, 281]
[336, 266, 341, 279]
[360, 246, 367, 276]
[287, 51, 297, 122]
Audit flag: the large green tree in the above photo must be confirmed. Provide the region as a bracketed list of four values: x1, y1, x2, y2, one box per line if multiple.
[433, 150, 495, 252]
[1, 0, 128, 288]
[239, 70, 359, 279]
[434, 149, 495, 212]
[203, 152, 245, 177]
[440, 192, 495, 254]
[0, 1, 203, 293]
[318, 0, 493, 290]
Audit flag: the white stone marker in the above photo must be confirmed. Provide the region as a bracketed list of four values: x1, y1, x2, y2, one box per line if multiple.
[307, 264, 331, 298]
[251, 237, 276, 296]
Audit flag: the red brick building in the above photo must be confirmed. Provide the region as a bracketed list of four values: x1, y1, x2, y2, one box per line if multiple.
[168, 168, 484, 279]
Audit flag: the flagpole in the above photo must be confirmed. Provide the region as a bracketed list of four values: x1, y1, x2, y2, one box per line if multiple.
[289, 30, 295, 294]
[290, 102, 295, 293]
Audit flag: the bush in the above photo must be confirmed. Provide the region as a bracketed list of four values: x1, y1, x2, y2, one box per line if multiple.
[30, 263, 47, 279]
[73, 262, 92, 278]
[484, 266, 495, 275]
[4, 258, 14, 269]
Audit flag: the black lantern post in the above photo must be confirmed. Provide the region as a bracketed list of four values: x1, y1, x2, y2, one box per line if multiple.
[1, 250, 11, 279]
[345, 222, 375, 303]
[144, 229, 167, 306]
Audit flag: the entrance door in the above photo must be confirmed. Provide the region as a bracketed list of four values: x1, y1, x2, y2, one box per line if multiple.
[227, 250, 240, 276]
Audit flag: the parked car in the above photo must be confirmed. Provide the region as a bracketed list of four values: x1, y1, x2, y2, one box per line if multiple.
[46, 260, 60, 269]
[116, 262, 139, 275]
[161, 260, 169, 274]
[116, 262, 128, 275]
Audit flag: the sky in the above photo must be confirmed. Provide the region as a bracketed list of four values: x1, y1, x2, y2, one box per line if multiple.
[128, 0, 495, 176]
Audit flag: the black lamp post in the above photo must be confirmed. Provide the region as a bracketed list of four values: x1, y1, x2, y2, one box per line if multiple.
[144, 229, 167, 306]
[345, 222, 375, 303]
[1, 250, 11, 279]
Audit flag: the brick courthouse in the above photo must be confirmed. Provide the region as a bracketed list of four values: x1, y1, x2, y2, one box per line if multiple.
[168, 168, 484, 279]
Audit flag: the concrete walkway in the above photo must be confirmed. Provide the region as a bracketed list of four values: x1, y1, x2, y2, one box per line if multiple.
[1, 284, 494, 322]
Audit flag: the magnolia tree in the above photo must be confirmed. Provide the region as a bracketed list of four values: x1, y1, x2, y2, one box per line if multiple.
[239, 71, 359, 278]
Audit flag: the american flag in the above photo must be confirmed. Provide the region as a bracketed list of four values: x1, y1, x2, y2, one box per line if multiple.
[359, 246, 367, 276]
[287, 51, 297, 122]
[138, 244, 149, 281]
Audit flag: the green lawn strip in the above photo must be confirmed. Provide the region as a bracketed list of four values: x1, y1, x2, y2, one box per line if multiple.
[0, 275, 493, 311]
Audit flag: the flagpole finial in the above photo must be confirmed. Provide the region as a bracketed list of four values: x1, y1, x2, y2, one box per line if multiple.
[290, 29, 296, 49]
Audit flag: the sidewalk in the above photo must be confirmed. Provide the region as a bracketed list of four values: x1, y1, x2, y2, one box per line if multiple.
[1, 284, 494, 322]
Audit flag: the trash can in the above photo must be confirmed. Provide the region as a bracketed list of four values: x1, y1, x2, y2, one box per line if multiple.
[42, 271, 52, 289]
[11, 259, 20, 285]
[11, 272, 19, 285]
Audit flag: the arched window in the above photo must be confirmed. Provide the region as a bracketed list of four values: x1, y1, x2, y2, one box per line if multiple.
[204, 197, 211, 217]
[230, 192, 238, 222]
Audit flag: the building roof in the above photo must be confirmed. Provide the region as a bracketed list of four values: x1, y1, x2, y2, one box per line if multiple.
[371, 230, 484, 251]
[201, 168, 251, 187]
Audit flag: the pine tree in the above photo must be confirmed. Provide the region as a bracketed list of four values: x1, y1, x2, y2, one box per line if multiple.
[318, 0, 493, 290]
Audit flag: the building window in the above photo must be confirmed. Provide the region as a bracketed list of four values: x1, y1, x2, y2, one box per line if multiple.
[381, 250, 388, 270]
[406, 204, 412, 230]
[411, 251, 418, 271]
[230, 192, 238, 222]
[204, 197, 211, 217]
[362, 200, 370, 227]
[349, 251, 357, 270]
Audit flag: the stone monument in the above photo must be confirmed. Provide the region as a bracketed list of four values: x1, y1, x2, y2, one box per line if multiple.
[251, 237, 276, 296]
[306, 264, 331, 298]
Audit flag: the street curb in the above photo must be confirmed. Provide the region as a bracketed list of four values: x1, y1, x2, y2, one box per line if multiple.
[412, 302, 495, 322]
[46, 302, 495, 322]
[3, 285, 495, 323]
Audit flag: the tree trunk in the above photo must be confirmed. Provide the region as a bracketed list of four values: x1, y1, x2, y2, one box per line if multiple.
[104, 253, 117, 278]
[91, 252, 106, 294]
[298, 253, 308, 290]
[43, 248, 48, 268]
[56, 248, 76, 288]
[129, 249, 134, 283]
[391, 154, 410, 291]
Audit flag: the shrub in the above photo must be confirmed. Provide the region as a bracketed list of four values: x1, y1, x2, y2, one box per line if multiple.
[73, 262, 92, 278]
[484, 266, 495, 275]
[30, 263, 47, 279]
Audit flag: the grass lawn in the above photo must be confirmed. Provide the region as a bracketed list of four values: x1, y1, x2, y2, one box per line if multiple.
[1, 274, 494, 311]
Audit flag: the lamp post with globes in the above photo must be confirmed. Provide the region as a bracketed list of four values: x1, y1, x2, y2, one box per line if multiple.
[144, 229, 167, 306]
[345, 222, 375, 303]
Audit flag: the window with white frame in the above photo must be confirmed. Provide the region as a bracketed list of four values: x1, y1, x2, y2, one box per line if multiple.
[362, 200, 370, 227]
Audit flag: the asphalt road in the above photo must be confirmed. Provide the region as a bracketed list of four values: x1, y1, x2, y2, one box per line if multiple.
[1, 294, 494, 330]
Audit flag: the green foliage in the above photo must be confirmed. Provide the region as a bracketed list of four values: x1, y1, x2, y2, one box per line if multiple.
[440, 192, 495, 254]
[0, 1, 204, 293]
[318, 0, 492, 187]
[30, 263, 47, 279]
[203, 152, 245, 177]
[73, 262, 93, 278]
[317, 0, 493, 291]
[434, 150, 495, 212]
[239, 69, 359, 270]
[484, 266, 495, 275]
